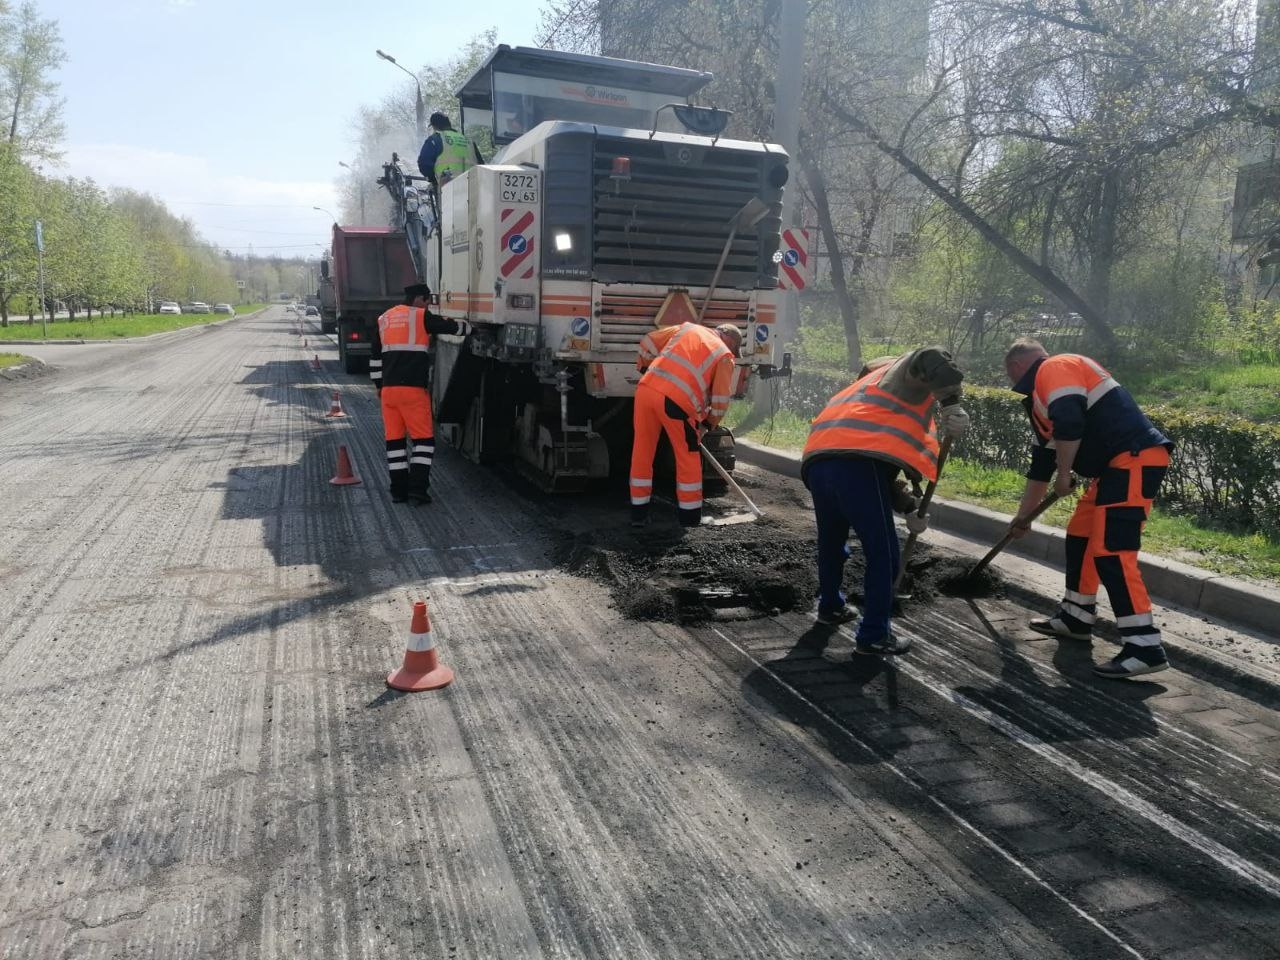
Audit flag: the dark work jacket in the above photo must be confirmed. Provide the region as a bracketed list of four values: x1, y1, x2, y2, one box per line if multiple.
[369, 305, 464, 390]
[1013, 355, 1171, 481]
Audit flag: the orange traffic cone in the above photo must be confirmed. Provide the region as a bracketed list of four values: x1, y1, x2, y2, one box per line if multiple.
[325, 390, 346, 418]
[386, 601, 454, 692]
[310, 354, 321, 370]
[330, 444, 361, 486]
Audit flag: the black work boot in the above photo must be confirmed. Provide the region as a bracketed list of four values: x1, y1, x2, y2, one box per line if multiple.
[630, 505, 650, 528]
[1094, 643, 1169, 679]
[389, 472, 409, 503]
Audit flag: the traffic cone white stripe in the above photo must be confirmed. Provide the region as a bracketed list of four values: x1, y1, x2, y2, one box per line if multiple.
[407, 627, 437, 652]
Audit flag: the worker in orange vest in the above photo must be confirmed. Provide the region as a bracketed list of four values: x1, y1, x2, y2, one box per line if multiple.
[369, 284, 470, 505]
[630, 322, 743, 528]
[1005, 338, 1174, 678]
[802, 348, 969, 654]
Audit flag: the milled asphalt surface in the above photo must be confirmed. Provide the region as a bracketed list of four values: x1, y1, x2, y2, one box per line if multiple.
[1, 307, 1278, 959]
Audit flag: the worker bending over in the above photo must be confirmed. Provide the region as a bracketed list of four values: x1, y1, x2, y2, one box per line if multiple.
[630, 322, 742, 528]
[802, 349, 969, 654]
[369, 284, 470, 505]
[1005, 339, 1174, 679]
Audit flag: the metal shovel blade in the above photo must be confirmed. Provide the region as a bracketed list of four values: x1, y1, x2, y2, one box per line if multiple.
[701, 512, 759, 527]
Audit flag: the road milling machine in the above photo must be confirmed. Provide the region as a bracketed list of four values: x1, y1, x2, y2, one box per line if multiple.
[380, 45, 792, 491]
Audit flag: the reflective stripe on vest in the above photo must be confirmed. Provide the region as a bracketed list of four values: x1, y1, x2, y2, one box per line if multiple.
[378, 305, 432, 352]
[437, 130, 470, 180]
[802, 363, 940, 481]
[639, 323, 729, 420]
[1030, 354, 1117, 439]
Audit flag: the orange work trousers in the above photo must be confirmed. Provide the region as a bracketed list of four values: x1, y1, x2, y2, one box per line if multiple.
[1055, 445, 1170, 647]
[630, 383, 703, 526]
[381, 386, 434, 499]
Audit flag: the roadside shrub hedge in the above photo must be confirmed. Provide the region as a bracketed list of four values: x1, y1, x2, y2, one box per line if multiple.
[953, 385, 1280, 537]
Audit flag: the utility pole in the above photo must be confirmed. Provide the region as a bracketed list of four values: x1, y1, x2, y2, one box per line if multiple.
[34, 219, 46, 338]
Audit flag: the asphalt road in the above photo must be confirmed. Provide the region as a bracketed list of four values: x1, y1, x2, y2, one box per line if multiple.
[1, 307, 1278, 959]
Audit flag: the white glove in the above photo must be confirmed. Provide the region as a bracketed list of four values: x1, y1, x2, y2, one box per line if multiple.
[940, 403, 970, 439]
[454, 320, 472, 337]
[905, 512, 929, 535]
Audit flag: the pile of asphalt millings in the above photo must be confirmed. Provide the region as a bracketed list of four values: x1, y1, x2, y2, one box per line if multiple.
[898, 547, 1005, 602]
[556, 510, 1007, 624]
[557, 514, 819, 624]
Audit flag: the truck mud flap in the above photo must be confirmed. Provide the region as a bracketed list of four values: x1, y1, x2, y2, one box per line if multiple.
[435, 342, 486, 424]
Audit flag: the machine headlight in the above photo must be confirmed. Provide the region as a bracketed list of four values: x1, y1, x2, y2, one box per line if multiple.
[554, 231, 573, 252]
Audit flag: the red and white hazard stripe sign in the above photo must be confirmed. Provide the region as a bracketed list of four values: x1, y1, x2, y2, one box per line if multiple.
[777, 228, 810, 291]
[500, 208, 536, 280]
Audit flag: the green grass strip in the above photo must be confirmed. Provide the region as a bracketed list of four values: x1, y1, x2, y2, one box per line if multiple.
[0, 307, 263, 342]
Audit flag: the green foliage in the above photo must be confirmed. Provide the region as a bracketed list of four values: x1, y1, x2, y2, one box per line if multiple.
[951, 385, 1280, 537]
[0, 1, 66, 161]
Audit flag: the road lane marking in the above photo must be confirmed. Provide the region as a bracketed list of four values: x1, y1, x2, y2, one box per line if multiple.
[708, 625, 1149, 960]
[928, 609, 1261, 772]
[879, 622, 1280, 901]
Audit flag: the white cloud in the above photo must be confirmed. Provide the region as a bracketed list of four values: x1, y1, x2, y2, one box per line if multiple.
[62, 143, 338, 256]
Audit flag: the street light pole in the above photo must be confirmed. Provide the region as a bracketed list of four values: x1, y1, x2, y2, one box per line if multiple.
[376, 49, 425, 141]
[338, 161, 366, 224]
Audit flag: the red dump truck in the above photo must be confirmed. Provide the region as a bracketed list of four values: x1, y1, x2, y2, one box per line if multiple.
[328, 225, 418, 374]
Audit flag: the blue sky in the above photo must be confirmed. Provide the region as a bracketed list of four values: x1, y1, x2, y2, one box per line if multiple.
[41, 0, 545, 254]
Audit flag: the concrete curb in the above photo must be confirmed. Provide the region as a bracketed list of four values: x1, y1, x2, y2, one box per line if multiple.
[736, 438, 1280, 639]
[0, 308, 266, 346]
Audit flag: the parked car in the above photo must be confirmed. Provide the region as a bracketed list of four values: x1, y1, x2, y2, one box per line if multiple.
[187, 302, 212, 314]
[305, 305, 319, 317]
[158, 301, 181, 315]
[213, 303, 235, 315]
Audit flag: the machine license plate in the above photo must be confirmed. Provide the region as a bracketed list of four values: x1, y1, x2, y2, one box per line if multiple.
[500, 172, 539, 204]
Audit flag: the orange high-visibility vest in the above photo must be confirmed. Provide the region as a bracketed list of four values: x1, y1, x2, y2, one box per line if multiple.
[378, 305, 432, 351]
[802, 361, 940, 481]
[637, 323, 735, 424]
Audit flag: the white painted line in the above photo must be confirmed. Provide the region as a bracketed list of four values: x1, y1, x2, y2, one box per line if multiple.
[886, 623, 1280, 901]
[403, 541, 522, 555]
[708, 625, 1148, 960]
[928, 610, 1260, 772]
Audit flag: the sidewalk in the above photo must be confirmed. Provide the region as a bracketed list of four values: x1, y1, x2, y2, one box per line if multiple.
[736, 438, 1280, 641]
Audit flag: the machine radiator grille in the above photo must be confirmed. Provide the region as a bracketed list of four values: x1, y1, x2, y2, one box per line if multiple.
[593, 137, 776, 288]
[598, 290, 750, 350]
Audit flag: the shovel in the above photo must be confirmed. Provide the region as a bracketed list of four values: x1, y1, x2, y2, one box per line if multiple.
[963, 487, 1067, 581]
[699, 441, 764, 523]
[893, 436, 952, 593]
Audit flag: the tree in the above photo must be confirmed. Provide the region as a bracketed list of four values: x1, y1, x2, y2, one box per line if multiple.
[338, 31, 497, 226]
[0, 1, 65, 161]
[0, 140, 34, 324]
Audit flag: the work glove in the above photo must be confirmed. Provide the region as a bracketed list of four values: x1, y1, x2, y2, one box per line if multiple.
[890, 479, 918, 515]
[905, 512, 929, 535]
[454, 320, 473, 337]
[940, 403, 970, 439]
